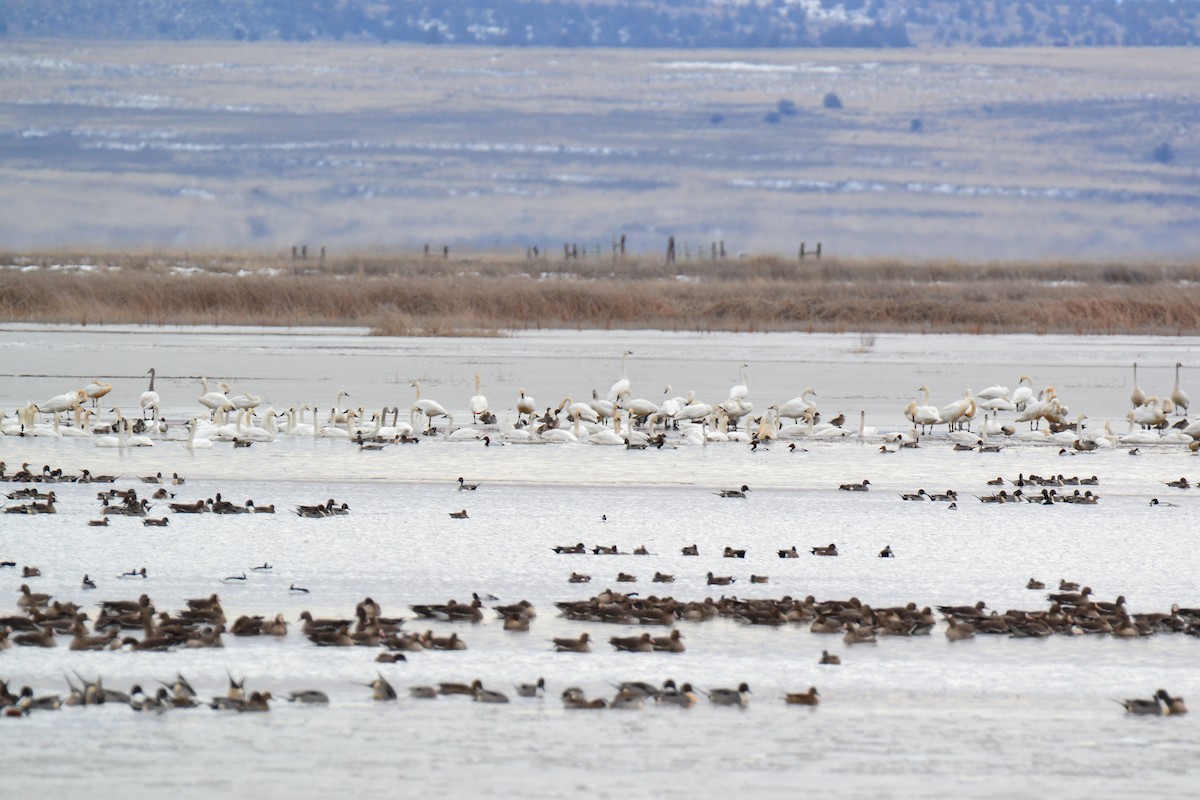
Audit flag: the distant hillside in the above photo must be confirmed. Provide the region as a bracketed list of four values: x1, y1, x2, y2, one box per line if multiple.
[1, 0, 1197, 48]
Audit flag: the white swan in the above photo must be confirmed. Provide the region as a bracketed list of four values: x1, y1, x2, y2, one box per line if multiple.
[560, 397, 599, 424]
[84, 380, 112, 408]
[469, 373, 489, 423]
[776, 388, 817, 423]
[976, 382, 1009, 400]
[606, 350, 633, 402]
[907, 385, 941, 432]
[229, 391, 263, 411]
[674, 391, 713, 424]
[41, 390, 85, 415]
[139, 369, 160, 419]
[1172, 362, 1189, 415]
[198, 378, 234, 416]
[623, 396, 660, 421]
[1131, 362, 1147, 409]
[411, 381, 451, 432]
[516, 388, 536, 423]
[658, 386, 685, 422]
[940, 391, 975, 431]
[856, 410, 877, 441]
[1133, 397, 1166, 428]
[58, 410, 93, 438]
[1120, 413, 1161, 444]
[728, 363, 749, 402]
[116, 408, 154, 447]
[235, 409, 275, 442]
[588, 389, 615, 425]
[1010, 375, 1034, 410]
[186, 418, 214, 450]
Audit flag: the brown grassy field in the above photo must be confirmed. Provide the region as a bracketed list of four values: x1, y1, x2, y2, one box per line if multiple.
[3, 250, 1200, 336]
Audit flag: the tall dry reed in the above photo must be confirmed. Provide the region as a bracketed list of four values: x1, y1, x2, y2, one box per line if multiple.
[3, 250, 1199, 335]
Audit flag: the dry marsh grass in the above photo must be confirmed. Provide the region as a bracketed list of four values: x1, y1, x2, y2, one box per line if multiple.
[3, 250, 1200, 336]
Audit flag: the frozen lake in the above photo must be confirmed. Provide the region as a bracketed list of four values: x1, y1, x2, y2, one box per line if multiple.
[2, 325, 1199, 799]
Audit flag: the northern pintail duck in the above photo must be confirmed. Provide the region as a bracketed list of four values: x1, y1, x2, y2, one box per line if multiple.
[609, 688, 645, 710]
[553, 542, 586, 554]
[632, 545, 649, 555]
[778, 546, 799, 558]
[473, 684, 510, 704]
[681, 544, 699, 556]
[724, 547, 747, 558]
[438, 679, 482, 696]
[409, 685, 438, 699]
[363, 674, 398, 701]
[810, 543, 838, 557]
[716, 485, 750, 498]
[516, 678, 545, 698]
[784, 687, 820, 706]
[81, 574, 97, 590]
[449, 509, 469, 519]
[749, 574, 769, 584]
[568, 572, 592, 583]
[142, 517, 169, 527]
[658, 682, 698, 707]
[285, 690, 328, 704]
[561, 688, 607, 709]
[842, 623, 877, 645]
[1027, 578, 1045, 589]
[652, 572, 675, 583]
[839, 480, 870, 491]
[1157, 689, 1187, 715]
[819, 650, 841, 665]
[878, 545, 894, 558]
[616, 572, 637, 583]
[706, 683, 750, 707]
[457, 477, 480, 490]
[1119, 692, 1164, 715]
[706, 572, 735, 585]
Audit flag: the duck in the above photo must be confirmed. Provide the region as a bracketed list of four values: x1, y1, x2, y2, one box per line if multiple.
[473, 684, 510, 704]
[553, 633, 591, 653]
[516, 678, 546, 698]
[723, 547, 747, 558]
[838, 480, 870, 491]
[449, 509, 469, 519]
[659, 682, 699, 708]
[716, 485, 750, 498]
[878, 545, 894, 558]
[1119, 692, 1164, 716]
[363, 673, 398, 701]
[1027, 578, 1045, 590]
[784, 687, 820, 706]
[819, 650, 841, 665]
[609, 632, 655, 652]
[706, 683, 751, 707]
[706, 572, 735, 586]
[810, 543, 838, 557]
[778, 546, 799, 559]
[1157, 689, 1188, 715]
[681, 544, 699, 556]
[457, 477, 480, 491]
[285, 690, 329, 704]
[81, 574, 96, 590]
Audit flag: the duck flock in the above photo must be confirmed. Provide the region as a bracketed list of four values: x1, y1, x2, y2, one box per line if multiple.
[1, 358, 1196, 452]
[1, 357, 1197, 723]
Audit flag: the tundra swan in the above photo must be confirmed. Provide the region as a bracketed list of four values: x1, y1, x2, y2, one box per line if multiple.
[139, 369, 160, 419]
[186, 419, 215, 450]
[469, 373, 489, 423]
[1010, 375, 1034, 410]
[84, 380, 112, 408]
[198, 378, 234, 416]
[516, 388, 536, 423]
[411, 381, 451, 432]
[1131, 363, 1146, 409]
[976, 382, 1009, 400]
[728, 363, 749, 402]
[1172, 362, 1189, 415]
[606, 350, 633, 402]
[776, 388, 817, 424]
[41, 390, 85, 415]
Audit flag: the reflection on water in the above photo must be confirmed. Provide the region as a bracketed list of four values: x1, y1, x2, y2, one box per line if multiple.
[2, 326, 1199, 798]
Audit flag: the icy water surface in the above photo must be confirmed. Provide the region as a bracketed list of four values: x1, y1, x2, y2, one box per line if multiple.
[2, 326, 1199, 799]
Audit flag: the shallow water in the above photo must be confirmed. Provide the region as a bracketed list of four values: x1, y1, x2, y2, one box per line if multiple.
[2, 326, 1199, 799]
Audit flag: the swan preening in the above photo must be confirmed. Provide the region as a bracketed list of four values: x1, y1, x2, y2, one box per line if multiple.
[6, 359, 1195, 451]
